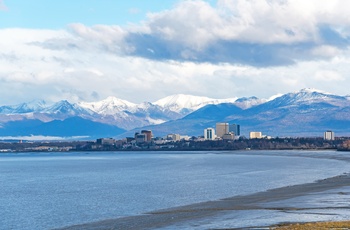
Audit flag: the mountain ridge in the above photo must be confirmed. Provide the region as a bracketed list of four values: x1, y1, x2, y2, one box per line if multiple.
[0, 88, 349, 138]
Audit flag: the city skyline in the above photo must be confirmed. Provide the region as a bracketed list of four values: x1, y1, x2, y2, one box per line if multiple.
[1, 0, 350, 105]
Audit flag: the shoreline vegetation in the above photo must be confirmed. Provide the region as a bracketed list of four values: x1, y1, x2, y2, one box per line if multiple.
[1, 137, 350, 153]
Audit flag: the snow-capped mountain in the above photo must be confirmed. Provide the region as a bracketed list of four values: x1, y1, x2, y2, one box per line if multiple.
[153, 94, 238, 114]
[77, 97, 182, 129]
[79, 96, 136, 115]
[143, 88, 350, 137]
[1, 88, 350, 138]
[233, 96, 267, 109]
[0, 100, 48, 114]
[256, 88, 350, 110]
[43, 100, 93, 115]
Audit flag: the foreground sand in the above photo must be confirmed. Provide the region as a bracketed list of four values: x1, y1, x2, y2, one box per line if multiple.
[272, 221, 350, 229]
[58, 171, 350, 230]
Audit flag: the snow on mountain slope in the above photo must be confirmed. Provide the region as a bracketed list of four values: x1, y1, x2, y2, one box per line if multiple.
[234, 96, 267, 109]
[269, 88, 349, 107]
[246, 88, 350, 118]
[79, 96, 136, 115]
[0, 100, 49, 114]
[13, 100, 48, 113]
[153, 94, 237, 114]
[1, 89, 349, 134]
[43, 100, 92, 115]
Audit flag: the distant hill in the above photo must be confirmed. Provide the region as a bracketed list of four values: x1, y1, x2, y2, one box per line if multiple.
[0, 117, 125, 139]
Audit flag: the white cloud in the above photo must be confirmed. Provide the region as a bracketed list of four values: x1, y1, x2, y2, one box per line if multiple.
[1, 1, 350, 105]
[314, 70, 344, 82]
[311, 45, 342, 58]
[145, 1, 222, 50]
[141, 0, 350, 45]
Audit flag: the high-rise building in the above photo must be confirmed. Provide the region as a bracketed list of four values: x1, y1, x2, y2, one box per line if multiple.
[324, 130, 335, 140]
[141, 130, 153, 142]
[204, 128, 216, 140]
[229, 124, 240, 136]
[250, 131, 262, 139]
[216, 123, 229, 138]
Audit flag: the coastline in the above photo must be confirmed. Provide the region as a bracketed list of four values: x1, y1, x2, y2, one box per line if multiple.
[58, 151, 350, 230]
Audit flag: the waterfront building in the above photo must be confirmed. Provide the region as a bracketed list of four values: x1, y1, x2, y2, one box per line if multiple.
[204, 128, 216, 140]
[229, 124, 240, 136]
[250, 131, 262, 139]
[216, 123, 229, 138]
[324, 130, 335, 140]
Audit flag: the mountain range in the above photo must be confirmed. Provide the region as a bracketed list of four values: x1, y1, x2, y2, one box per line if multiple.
[0, 88, 349, 139]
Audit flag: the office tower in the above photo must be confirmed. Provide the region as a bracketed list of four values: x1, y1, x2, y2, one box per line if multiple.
[229, 124, 240, 136]
[216, 123, 229, 138]
[141, 130, 153, 142]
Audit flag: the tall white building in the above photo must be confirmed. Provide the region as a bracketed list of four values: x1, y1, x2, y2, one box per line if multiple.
[204, 128, 216, 140]
[216, 123, 229, 138]
[324, 131, 335, 140]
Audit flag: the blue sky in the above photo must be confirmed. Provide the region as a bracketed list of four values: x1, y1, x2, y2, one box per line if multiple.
[0, 0, 182, 28]
[0, 0, 350, 104]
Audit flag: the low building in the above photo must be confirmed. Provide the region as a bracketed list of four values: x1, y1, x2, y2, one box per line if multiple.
[126, 137, 135, 143]
[180, 135, 190, 141]
[135, 133, 147, 143]
[222, 133, 235, 140]
[167, 134, 181, 141]
[96, 138, 115, 145]
[250, 132, 262, 139]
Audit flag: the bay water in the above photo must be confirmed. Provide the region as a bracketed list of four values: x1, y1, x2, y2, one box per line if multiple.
[0, 150, 348, 229]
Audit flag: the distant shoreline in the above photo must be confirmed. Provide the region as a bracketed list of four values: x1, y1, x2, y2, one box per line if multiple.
[0, 136, 348, 153]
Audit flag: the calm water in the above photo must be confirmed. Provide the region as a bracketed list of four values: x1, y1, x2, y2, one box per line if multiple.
[0, 150, 348, 230]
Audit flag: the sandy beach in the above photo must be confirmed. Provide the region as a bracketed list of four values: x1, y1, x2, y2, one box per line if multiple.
[58, 152, 350, 230]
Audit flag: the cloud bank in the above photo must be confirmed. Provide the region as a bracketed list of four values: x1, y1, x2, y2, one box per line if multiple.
[0, 0, 350, 104]
[46, 0, 350, 66]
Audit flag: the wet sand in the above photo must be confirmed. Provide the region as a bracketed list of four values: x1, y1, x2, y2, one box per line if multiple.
[58, 172, 350, 230]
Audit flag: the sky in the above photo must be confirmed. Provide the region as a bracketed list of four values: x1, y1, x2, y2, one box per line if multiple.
[0, 0, 350, 104]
